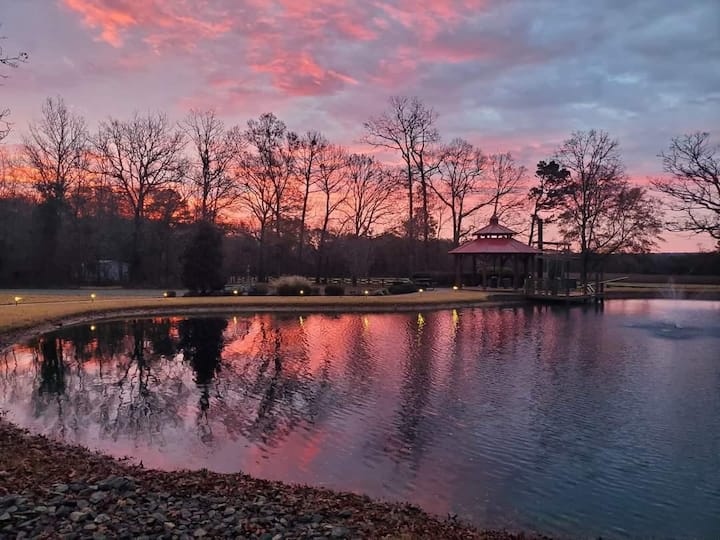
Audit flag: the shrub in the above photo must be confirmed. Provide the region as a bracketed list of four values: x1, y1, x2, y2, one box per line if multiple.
[324, 284, 345, 296]
[270, 275, 313, 296]
[388, 282, 418, 295]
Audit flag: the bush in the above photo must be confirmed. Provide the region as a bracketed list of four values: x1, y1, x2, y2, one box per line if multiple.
[388, 282, 418, 295]
[271, 275, 313, 296]
[247, 283, 269, 296]
[324, 284, 345, 296]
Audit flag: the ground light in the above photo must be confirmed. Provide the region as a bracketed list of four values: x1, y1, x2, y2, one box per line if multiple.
[453, 285, 459, 290]
[90, 293, 96, 302]
[90, 325, 96, 331]
[163, 292, 168, 298]
[233, 289, 239, 295]
[14, 296, 21, 306]
[418, 288, 424, 292]
[299, 289, 305, 295]
[364, 290, 369, 295]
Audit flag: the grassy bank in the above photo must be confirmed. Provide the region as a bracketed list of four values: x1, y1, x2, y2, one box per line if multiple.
[0, 290, 497, 342]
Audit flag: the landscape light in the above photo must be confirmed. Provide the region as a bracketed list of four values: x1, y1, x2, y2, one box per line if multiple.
[364, 290, 369, 295]
[14, 296, 21, 306]
[233, 289, 239, 295]
[299, 289, 305, 295]
[453, 285, 459, 291]
[90, 293, 96, 302]
[163, 291, 168, 298]
[90, 325, 96, 331]
[418, 288, 424, 293]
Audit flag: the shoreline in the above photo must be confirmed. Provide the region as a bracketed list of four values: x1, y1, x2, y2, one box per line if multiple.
[0, 420, 539, 539]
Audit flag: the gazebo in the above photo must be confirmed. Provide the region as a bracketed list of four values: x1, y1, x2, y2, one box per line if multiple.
[449, 215, 541, 288]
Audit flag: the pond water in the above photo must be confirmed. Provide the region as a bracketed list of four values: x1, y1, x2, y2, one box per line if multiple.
[1, 300, 719, 539]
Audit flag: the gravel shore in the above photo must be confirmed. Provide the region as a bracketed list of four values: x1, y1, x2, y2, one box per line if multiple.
[0, 420, 542, 539]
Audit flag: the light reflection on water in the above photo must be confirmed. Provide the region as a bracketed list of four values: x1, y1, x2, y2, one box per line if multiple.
[1, 300, 719, 539]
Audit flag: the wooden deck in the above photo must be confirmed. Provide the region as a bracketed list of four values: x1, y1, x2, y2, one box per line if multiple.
[525, 292, 602, 304]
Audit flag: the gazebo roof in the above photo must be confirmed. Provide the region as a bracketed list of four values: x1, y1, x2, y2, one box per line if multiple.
[449, 237, 541, 255]
[448, 215, 541, 255]
[473, 215, 517, 237]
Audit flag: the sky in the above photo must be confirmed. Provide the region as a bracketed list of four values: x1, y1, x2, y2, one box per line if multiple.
[1, 0, 719, 251]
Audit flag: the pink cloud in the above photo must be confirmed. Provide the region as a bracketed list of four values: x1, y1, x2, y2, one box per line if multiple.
[61, 0, 231, 50]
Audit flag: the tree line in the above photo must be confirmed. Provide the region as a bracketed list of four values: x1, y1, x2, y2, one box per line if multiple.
[1, 71, 718, 288]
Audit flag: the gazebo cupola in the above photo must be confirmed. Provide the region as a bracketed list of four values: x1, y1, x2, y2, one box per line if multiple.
[473, 214, 517, 239]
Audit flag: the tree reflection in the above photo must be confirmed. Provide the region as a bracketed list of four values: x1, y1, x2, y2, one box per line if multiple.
[37, 336, 66, 396]
[178, 317, 228, 442]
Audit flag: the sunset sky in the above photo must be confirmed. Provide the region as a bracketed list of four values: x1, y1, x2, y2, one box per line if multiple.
[2, 0, 719, 251]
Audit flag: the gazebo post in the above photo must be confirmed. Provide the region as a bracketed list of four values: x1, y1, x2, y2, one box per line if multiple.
[472, 255, 477, 285]
[454, 254, 462, 287]
[512, 256, 519, 289]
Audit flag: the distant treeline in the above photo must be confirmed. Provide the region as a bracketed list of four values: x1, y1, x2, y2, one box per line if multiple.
[0, 95, 717, 289]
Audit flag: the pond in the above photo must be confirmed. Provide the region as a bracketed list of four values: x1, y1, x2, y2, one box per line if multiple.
[1, 300, 719, 539]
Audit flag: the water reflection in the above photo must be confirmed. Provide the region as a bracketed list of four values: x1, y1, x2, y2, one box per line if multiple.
[1, 301, 720, 539]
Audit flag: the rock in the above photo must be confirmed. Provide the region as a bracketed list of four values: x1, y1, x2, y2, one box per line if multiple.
[331, 526, 350, 538]
[164, 521, 175, 531]
[76, 499, 89, 510]
[94, 513, 110, 524]
[90, 491, 107, 504]
[193, 528, 207, 537]
[53, 484, 69, 494]
[98, 476, 135, 492]
[69, 511, 87, 522]
[0, 513, 10, 522]
[84, 523, 98, 531]
[0, 495, 17, 508]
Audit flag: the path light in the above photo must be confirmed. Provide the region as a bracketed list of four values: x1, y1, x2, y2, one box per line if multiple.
[14, 296, 21, 306]
[90, 324, 96, 331]
[418, 288, 424, 293]
[90, 293, 96, 302]
[299, 289, 305, 295]
[453, 285, 459, 291]
[233, 289, 239, 295]
[364, 290, 369, 295]
[163, 291, 168, 298]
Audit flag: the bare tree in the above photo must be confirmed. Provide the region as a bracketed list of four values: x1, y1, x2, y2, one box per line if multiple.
[652, 132, 719, 242]
[244, 113, 298, 236]
[94, 112, 187, 283]
[548, 130, 663, 287]
[340, 155, 397, 281]
[314, 144, 347, 280]
[342, 154, 397, 238]
[363, 96, 439, 271]
[0, 28, 28, 143]
[182, 109, 244, 223]
[295, 130, 327, 265]
[486, 152, 528, 225]
[238, 150, 275, 281]
[431, 138, 487, 246]
[23, 97, 89, 206]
